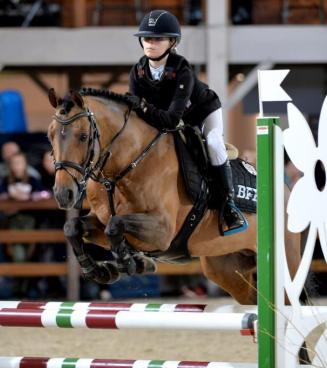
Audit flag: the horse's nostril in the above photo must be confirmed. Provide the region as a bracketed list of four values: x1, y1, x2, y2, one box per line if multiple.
[67, 189, 74, 201]
[54, 187, 74, 207]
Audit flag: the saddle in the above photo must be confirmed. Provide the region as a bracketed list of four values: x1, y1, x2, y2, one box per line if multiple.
[146, 126, 257, 264]
[174, 126, 257, 213]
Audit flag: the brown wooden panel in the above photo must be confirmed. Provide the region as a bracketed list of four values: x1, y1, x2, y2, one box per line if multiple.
[0, 263, 68, 276]
[287, 0, 324, 23]
[58, 0, 186, 27]
[0, 230, 66, 244]
[59, 0, 137, 27]
[146, 0, 184, 22]
[252, 0, 283, 24]
[288, 0, 321, 6]
[288, 9, 323, 24]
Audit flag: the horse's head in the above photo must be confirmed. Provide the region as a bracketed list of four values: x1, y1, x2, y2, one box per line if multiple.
[48, 88, 100, 209]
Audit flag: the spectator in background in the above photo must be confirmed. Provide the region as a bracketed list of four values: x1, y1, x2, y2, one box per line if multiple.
[36, 150, 66, 298]
[1, 141, 19, 161]
[0, 151, 46, 265]
[0, 151, 46, 297]
[0, 141, 41, 181]
[38, 150, 55, 192]
[0, 151, 44, 200]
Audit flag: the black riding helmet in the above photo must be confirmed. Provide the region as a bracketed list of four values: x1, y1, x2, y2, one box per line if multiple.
[134, 10, 181, 61]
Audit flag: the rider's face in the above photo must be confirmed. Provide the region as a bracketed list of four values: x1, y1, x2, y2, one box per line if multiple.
[142, 37, 173, 59]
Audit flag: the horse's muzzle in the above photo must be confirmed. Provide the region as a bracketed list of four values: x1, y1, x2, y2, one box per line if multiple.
[54, 186, 75, 209]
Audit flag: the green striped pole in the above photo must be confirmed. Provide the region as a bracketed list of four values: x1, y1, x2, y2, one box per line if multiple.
[257, 117, 279, 368]
[0, 357, 259, 368]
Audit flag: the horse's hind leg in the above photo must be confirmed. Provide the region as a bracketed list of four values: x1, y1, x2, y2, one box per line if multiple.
[64, 214, 120, 284]
[200, 252, 257, 305]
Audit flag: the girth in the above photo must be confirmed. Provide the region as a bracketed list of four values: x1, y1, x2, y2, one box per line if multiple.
[146, 179, 209, 263]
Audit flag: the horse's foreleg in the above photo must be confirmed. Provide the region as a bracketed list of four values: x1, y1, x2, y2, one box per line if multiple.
[107, 213, 173, 250]
[64, 215, 120, 284]
[104, 215, 138, 275]
[105, 213, 171, 274]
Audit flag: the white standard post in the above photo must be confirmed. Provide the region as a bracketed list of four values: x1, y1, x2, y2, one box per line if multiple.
[274, 123, 286, 367]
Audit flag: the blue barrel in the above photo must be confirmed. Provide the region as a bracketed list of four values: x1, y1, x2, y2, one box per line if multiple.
[0, 90, 28, 133]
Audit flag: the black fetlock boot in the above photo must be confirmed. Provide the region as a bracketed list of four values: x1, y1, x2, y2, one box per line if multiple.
[214, 160, 248, 236]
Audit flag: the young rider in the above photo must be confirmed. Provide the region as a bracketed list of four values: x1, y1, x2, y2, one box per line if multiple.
[125, 10, 247, 236]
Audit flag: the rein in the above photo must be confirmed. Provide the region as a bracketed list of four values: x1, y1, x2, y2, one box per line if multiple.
[99, 130, 164, 216]
[53, 105, 166, 213]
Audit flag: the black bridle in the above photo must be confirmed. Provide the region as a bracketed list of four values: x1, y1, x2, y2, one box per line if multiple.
[53, 106, 165, 212]
[54, 109, 99, 208]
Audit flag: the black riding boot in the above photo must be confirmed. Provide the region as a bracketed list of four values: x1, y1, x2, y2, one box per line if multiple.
[214, 160, 248, 236]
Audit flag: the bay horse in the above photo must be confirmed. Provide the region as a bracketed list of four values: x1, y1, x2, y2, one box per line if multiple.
[47, 88, 301, 305]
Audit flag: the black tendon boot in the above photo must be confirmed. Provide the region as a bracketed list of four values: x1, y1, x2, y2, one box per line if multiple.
[214, 160, 248, 236]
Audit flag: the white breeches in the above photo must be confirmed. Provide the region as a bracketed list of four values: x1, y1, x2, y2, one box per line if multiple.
[201, 108, 227, 166]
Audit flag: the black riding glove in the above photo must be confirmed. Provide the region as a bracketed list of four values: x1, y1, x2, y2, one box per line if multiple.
[125, 93, 179, 131]
[124, 93, 143, 110]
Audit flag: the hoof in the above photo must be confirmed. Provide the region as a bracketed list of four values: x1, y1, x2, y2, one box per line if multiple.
[116, 257, 137, 276]
[80, 258, 120, 284]
[133, 254, 157, 274]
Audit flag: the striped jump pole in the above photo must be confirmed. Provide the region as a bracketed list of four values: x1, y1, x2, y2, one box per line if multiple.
[0, 358, 258, 368]
[0, 301, 257, 314]
[0, 308, 257, 335]
[0, 301, 208, 313]
[0, 357, 315, 368]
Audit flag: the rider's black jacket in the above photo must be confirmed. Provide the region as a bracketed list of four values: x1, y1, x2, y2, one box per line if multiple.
[129, 53, 221, 129]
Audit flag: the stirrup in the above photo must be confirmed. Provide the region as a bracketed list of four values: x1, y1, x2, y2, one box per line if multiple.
[223, 203, 249, 236]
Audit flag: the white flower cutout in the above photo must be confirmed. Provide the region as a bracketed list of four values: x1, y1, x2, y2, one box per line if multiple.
[284, 97, 327, 234]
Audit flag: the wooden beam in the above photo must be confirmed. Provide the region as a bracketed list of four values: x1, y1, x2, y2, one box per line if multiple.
[0, 230, 66, 243]
[0, 259, 325, 278]
[0, 198, 59, 212]
[0, 261, 201, 277]
[156, 261, 202, 275]
[311, 259, 327, 273]
[156, 259, 327, 275]
[0, 198, 89, 213]
[0, 263, 68, 277]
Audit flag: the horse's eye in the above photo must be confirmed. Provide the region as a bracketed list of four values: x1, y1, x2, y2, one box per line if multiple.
[79, 133, 88, 142]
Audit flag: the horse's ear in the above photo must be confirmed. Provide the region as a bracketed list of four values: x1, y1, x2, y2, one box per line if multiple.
[48, 88, 58, 108]
[71, 90, 84, 109]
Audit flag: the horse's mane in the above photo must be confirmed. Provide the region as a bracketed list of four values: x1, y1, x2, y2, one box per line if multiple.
[80, 88, 131, 107]
[61, 88, 131, 114]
